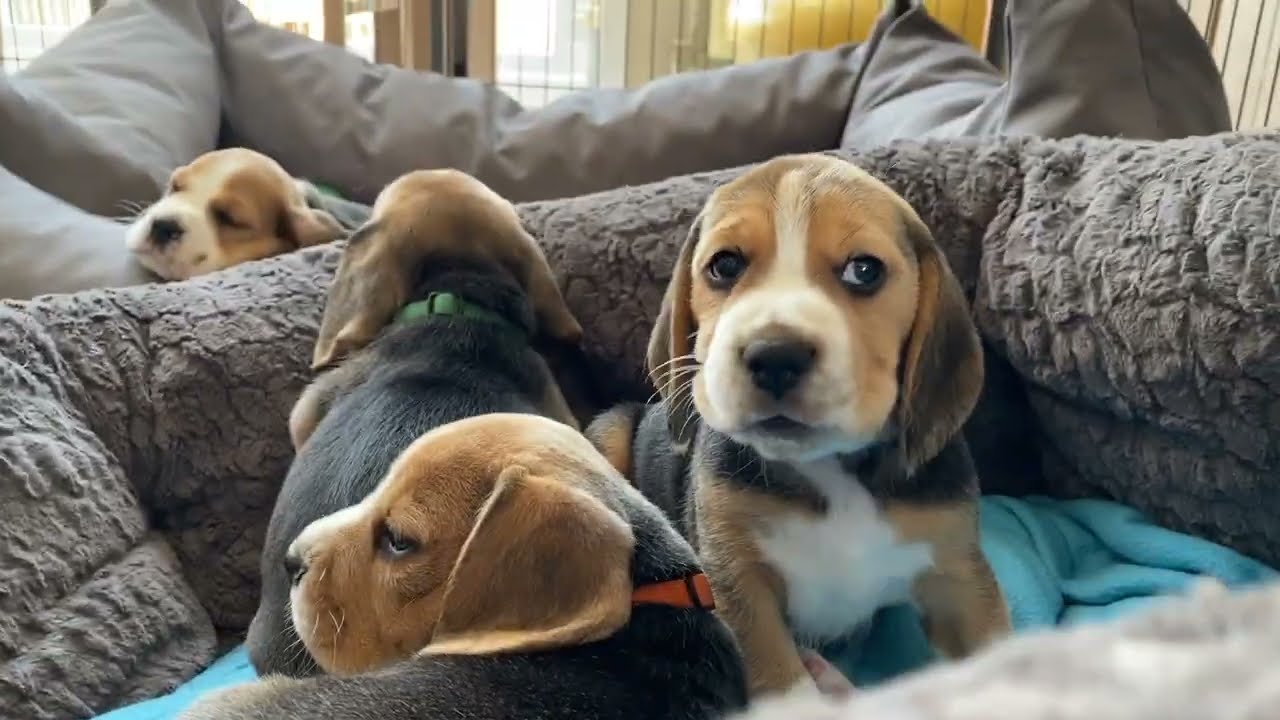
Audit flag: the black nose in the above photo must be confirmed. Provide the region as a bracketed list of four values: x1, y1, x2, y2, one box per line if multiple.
[284, 552, 308, 586]
[743, 339, 816, 398]
[148, 217, 185, 246]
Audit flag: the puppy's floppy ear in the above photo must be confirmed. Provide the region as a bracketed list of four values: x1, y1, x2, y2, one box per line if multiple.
[426, 466, 634, 655]
[646, 215, 701, 449]
[898, 211, 983, 473]
[279, 200, 344, 249]
[312, 222, 405, 370]
[513, 226, 583, 347]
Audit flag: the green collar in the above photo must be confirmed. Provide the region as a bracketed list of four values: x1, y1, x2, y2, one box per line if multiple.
[396, 292, 522, 335]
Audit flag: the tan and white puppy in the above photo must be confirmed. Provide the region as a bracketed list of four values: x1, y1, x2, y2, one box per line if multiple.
[125, 148, 342, 280]
[183, 413, 747, 720]
[589, 153, 1010, 698]
[287, 413, 675, 674]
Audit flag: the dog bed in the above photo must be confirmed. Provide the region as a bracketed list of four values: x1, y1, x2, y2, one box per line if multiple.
[90, 494, 1276, 718]
[4, 131, 1280, 719]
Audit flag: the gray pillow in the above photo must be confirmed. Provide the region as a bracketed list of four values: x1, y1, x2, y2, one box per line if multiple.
[843, 0, 1232, 146]
[0, 164, 152, 300]
[203, 0, 868, 203]
[3, 0, 220, 216]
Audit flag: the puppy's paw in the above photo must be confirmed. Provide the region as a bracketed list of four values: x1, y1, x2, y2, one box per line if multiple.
[799, 649, 855, 699]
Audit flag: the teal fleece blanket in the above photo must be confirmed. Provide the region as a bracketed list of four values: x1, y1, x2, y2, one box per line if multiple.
[98, 496, 1277, 718]
[832, 495, 1278, 684]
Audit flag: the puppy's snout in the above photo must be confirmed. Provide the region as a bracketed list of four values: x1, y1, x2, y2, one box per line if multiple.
[743, 338, 817, 399]
[284, 550, 308, 586]
[148, 217, 185, 246]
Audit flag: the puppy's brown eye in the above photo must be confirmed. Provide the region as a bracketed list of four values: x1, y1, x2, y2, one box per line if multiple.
[840, 255, 885, 295]
[212, 207, 238, 228]
[705, 249, 748, 288]
[169, 182, 184, 193]
[377, 524, 418, 559]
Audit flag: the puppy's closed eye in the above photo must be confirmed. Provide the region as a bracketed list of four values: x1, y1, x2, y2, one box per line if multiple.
[211, 206, 243, 229]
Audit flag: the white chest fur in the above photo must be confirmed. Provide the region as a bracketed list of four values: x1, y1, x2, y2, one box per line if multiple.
[754, 461, 934, 644]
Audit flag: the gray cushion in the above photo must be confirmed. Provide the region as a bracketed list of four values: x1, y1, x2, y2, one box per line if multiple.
[843, 0, 1232, 146]
[202, 0, 867, 204]
[0, 305, 215, 718]
[3, 0, 220, 215]
[0, 165, 151, 300]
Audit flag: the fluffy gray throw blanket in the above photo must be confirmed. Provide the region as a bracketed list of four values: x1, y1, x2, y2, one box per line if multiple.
[738, 581, 1280, 720]
[2, 132, 1278, 718]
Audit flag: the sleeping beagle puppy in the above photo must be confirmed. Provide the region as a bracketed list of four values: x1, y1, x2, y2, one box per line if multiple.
[588, 154, 1011, 698]
[247, 169, 600, 678]
[185, 414, 747, 720]
[125, 148, 348, 280]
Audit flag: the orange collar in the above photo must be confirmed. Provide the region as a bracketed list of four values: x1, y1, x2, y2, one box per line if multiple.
[631, 572, 716, 610]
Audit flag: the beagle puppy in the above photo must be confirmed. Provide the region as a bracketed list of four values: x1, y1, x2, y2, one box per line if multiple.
[588, 154, 1011, 698]
[125, 148, 347, 280]
[185, 414, 747, 720]
[247, 169, 599, 677]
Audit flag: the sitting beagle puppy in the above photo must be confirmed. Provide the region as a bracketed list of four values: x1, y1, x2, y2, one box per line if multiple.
[588, 154, 1011, 698]
[125, 148, 349, 280]
[246, 169, 597, 677]
[184, 414, 747, 720]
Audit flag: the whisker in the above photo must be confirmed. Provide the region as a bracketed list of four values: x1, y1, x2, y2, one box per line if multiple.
[650, 353, 697, 373]
[285, 632, 309, 670]
[643, 366, 700, 405]
[649, 354, 699, 374]
[328, 610, 341, 650]
[670, 380, 701, 441]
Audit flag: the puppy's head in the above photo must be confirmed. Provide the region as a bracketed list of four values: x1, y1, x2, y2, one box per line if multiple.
[648, 154, 981, 470]
[125, 148, 343, 280]
[286, 413, 635, 675]
[311, 170, 583, 370]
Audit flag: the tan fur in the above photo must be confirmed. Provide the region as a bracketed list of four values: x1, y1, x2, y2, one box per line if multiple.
[694, 472, 815, 694]
[312, 170, 582, 371]
[287, 413, 635, 676]
[584, 407, 638, 477]
[427, 465, 634, 655]
[643, 154, 999, 697]
[287, 386, 322, 452]
[286, 348, 379, 450]
[126, 148, 342, 280]
[885, 503, 1010, 657]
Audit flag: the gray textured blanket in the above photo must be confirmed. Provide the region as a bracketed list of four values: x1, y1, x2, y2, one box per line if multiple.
[2, 132, 1279, 719]
[738, 581, 1280, 720]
